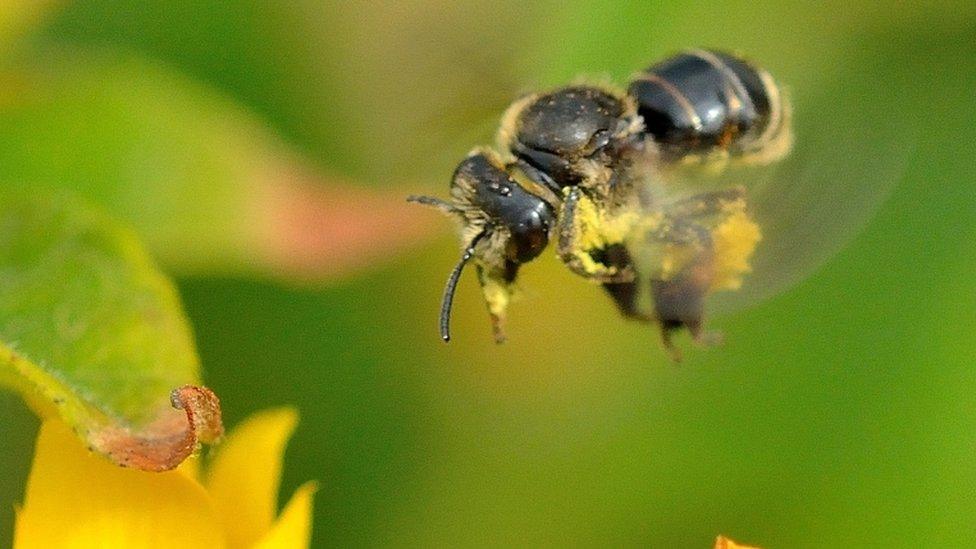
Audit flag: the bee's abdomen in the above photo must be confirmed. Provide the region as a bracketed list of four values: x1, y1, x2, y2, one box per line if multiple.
[628, 50, 786, 159]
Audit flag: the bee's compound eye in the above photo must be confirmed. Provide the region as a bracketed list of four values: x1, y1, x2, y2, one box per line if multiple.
[508, 203, 553, 263]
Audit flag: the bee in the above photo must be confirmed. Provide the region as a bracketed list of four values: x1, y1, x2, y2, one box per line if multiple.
[409, 49, 792, 359]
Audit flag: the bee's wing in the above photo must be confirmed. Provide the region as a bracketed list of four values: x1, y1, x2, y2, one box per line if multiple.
[637, 61, 917, 319]
[707, 119, 913, 316]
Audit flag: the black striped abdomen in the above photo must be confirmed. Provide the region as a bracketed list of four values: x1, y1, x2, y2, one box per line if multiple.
[628, 50, 788, 160]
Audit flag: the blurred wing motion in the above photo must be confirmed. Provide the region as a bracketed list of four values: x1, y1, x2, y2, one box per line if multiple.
[709, 113, 913, 314]
[628, 63, 916, 323]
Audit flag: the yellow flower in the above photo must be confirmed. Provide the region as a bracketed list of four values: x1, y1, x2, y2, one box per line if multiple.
[14, 408, 315, 548]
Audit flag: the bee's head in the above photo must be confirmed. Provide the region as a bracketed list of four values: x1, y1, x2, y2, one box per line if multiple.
[500, 86, 644, 189]
[409, 151, 555, 341]
[452, 152, 555, 263]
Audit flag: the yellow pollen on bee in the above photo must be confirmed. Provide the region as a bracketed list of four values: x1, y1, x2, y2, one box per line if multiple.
[575, 194, 640, 247]
[601, 210, 641, 245]
[710, 207, 762, 290]
[569, 194, 642, 277]
[480, 277, 511, 318]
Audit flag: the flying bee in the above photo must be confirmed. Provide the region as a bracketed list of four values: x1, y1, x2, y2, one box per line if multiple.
[409, 49, 876, 359]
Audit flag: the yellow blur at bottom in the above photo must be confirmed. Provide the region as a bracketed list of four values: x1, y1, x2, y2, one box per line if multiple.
[14, 410, 315, 549]
[715, 535, 761, 549]
[14, 420, 222, 548]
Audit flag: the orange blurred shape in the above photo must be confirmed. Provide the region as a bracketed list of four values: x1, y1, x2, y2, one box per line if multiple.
[715, 535, 761, 549]
[262, 166, 440, 283]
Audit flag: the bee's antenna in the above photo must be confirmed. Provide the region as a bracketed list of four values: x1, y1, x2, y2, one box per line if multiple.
[440, 230, 488, 342]
[407, 195, 462, 217]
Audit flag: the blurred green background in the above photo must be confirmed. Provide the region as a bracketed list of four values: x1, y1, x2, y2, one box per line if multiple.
[1, 1, 975, 547]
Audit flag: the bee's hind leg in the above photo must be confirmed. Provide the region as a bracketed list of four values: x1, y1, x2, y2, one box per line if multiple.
[597, 245, 698, 362]
[647, 221, 726, 360]
[600, 244, 652, 321]
[557, 187, 635, 283]
[605, 276, 692, 363]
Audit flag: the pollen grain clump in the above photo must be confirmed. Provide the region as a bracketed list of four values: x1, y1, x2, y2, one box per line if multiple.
[710, 204, 762, 291]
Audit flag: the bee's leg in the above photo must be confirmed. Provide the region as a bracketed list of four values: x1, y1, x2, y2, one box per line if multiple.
[557, 187, 635, 283]
[604, 276, 689, 362]
[652, 275, 707, 339]
[598, 244, 700, 362]
[603, 282, 654, 321]
[648, 220, 724, 359]
[600, 244, 653, 321]
[651, 274, 710, 363]
[476, 261, 520, 344]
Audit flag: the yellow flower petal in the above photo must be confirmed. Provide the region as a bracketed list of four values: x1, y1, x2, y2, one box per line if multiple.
[206, 407, 298, 548]
[14, 420, 224, 549]
[177, 454, 203, 483]
[254, 482, 317, 549]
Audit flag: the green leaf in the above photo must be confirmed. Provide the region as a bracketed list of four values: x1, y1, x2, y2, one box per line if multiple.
[0, 191, 222, 471]
[0, 48, 436, 282]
